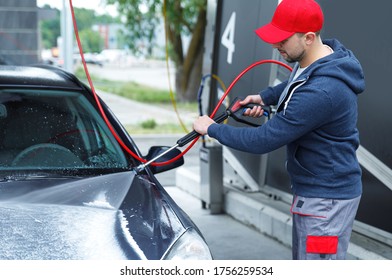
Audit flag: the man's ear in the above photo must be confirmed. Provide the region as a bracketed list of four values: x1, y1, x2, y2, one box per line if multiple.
[304, 32, 317, 45]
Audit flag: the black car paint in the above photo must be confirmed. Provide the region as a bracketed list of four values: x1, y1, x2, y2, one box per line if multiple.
[0, 65, 203, 260]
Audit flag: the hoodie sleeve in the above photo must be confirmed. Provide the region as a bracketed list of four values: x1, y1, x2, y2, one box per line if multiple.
[208, 86, 333, 154]
[259, 81, 288, 106]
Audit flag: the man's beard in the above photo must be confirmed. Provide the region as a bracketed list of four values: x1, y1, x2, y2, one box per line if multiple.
[281, 49, 306, 63]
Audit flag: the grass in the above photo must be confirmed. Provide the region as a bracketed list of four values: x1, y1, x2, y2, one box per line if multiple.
[74, 67, 197, 134]
[75, 67, 171, 102]
[125, 121, 190, 135]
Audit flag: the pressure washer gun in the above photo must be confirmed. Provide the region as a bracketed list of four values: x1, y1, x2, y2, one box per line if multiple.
[177, 96, 270, 147]
[135, 97, 270, 172]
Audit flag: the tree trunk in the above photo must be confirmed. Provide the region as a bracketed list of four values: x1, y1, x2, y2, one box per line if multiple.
[175, 46, 204, 102]
[174, 7, 206, 102]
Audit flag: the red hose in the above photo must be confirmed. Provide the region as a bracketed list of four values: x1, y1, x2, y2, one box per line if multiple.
[69, 0, 292, 167]
[210, 60, 292, 118]
[70, 0, 147, 164]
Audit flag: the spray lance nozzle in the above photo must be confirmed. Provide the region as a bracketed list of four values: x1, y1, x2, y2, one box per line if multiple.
[135, 97, 271, 173]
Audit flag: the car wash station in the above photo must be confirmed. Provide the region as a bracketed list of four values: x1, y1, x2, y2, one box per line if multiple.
[1, 0, 391, 260]
[176, 0, 392, 259]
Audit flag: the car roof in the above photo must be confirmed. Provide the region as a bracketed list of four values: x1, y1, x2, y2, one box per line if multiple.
[0, 65, 85, 91]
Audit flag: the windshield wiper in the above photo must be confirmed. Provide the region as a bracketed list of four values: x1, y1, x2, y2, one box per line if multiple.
[0, 172, 82, 182]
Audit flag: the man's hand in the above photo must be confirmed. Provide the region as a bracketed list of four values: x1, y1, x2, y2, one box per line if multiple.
[193, 115, 216, 135]
[239, 94, 265, 117]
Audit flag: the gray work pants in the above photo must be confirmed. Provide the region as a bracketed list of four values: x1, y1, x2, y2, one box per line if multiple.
[291, 195, 361, 260]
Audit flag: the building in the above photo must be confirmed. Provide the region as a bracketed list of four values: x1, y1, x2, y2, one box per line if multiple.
[0, 0, 39, 65]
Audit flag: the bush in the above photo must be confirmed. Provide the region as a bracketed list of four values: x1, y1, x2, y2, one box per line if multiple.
[140, 119, 157, 129]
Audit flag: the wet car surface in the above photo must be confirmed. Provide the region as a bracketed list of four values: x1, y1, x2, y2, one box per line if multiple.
[0, 65, 212, 260]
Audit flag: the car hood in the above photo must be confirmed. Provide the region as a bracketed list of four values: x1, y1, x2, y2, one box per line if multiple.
[0, 171, 187, 260]
[0, 202, 139, 259]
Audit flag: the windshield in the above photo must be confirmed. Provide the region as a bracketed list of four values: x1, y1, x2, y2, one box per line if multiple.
[0, 89, 129, 172]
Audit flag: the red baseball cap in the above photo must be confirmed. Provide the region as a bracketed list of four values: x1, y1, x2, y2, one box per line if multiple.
[255, 0, 324, 44]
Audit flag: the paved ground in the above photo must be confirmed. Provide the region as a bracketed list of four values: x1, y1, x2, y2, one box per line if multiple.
[87, 61, 175, 90]
[165, 186, 291, 260]
[97, 90, 197, 126]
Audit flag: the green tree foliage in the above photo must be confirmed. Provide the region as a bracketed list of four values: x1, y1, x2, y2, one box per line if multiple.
[108, 0, 207, 102]
[40, 7, 119, 52]
[40, 9, 60, 49]
[79, 29, 103, 53]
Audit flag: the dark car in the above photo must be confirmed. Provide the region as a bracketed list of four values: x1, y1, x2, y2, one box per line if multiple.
[0, 65, 212, 260]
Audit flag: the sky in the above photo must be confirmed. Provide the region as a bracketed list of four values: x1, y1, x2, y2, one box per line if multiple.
[37, 0, 118, 16]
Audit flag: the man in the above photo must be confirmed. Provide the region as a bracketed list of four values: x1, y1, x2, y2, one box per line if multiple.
[193, 0, 365, 260]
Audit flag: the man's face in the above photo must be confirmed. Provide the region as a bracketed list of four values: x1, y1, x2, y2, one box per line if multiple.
[272, 34, 306, 63]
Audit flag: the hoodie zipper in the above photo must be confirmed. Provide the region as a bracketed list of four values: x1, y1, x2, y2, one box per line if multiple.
[276, 77, 308, 115]
[283, 78, 308, 115]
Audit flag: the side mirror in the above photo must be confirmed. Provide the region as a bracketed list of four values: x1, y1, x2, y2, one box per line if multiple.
[144, 146, 184, 174]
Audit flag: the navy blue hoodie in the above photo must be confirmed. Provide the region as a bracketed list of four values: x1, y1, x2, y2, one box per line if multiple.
[208, 39, 365, 199]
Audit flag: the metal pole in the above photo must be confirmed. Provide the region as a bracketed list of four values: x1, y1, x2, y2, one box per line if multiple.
[61, 0, 73, 72]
